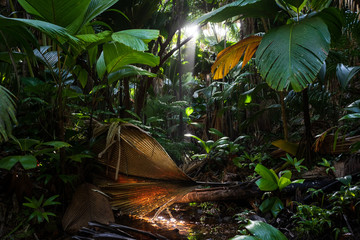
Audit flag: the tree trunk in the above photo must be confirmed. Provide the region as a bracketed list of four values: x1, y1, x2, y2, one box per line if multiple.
[301, 88, 314, 166]
[279, 91, 289, 141]
[177, 28, 184, 140]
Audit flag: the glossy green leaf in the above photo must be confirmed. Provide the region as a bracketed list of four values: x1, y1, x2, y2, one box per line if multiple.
[0, 155, 37, 170]
[337, 175, 352, 186]
[292, 179, 305, 184]
[76, 30, 112, 44]
[259, 197, 284, 217]
[255, 165, 279, 185]
[339, 113, 360, 121]
[108, 65, 157, 84]
[278, 176, 292, 191]
[246, 220, 288, 240]
[345, 100, 360, 113]
[256, 17, 330, 92]
[112, 32, 148, 51]
[256, 178, 278, 191]
[103, 42, 159, 74]
[195, 0, 279, 24]
[336, 64, 360, 90]
[18, 0, 91, 32]
[96, 51, 106, 79]
[79, 0, 119, 32]
[281, 170, 292, 179]
[41, 141, 71, 149]
[0, 15, 80, 46]
[112, 29, 159, 51]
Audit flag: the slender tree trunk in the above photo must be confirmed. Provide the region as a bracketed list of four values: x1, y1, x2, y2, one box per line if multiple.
[279, 91, 289, 141]
[177, 28, 184, 140]
[302, 88, 314, 166]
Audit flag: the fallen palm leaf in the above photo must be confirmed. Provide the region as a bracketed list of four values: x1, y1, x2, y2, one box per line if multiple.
[211, 35, 262, 80]
[92, 122, 198, 217]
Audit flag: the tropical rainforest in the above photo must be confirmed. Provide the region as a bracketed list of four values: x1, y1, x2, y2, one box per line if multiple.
[0, 0, 360, 239]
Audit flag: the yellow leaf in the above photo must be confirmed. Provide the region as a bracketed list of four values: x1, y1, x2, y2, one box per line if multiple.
[272, 139, 298, 156]
[211, 35, 262, 80]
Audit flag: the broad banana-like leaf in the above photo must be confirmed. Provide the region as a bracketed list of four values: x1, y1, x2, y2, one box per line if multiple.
[0, 86, 17, 142]
[256, 16, 330, 92]
[103, 42, 159, 74]
[195, 0, 279, 24]
[211, 35, 262, 80]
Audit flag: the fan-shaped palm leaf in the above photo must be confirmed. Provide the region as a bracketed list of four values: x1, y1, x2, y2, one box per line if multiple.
[256, 16, 330, 92]
[0, 85, 17, 142]
[211, 35, 262, 80]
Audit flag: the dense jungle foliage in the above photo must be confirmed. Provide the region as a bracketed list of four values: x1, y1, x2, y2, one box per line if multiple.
[0, 0, 360, 239]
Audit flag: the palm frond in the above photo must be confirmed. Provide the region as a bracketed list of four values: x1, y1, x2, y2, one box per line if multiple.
[100, 180, 197, 217]
[0, 85, 17, 142]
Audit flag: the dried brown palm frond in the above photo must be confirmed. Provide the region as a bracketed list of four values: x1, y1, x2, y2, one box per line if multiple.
[92, 122, 197, 216]
[93, 122, 193, 181]
[100, 180, 197, 217]
[62, 183, 115, 234]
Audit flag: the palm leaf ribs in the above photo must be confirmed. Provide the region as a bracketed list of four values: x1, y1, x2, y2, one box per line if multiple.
[93, 122, 198, 217]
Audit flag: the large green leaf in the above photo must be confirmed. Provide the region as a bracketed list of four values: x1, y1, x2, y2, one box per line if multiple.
[246, 221, 288, 240]
[112, 29, 159, 51]
[256, 17, 330, 92]
[195, 0, 279, 24]
[96, 51, 106, 79]
[0, 155, 37, 170]
[103, 42, 159, 74]
[0, 86, 17, 142]
[255, 164, 279, 191]
[316, 7, 343, 41]
[259, 197, 284, 217]
[18, 0, 119, 34]
[0, 15, 79, 46]
[108, 65, 157, 84]
[79, 0, 119, 32]
[18, 0, 91, 32]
